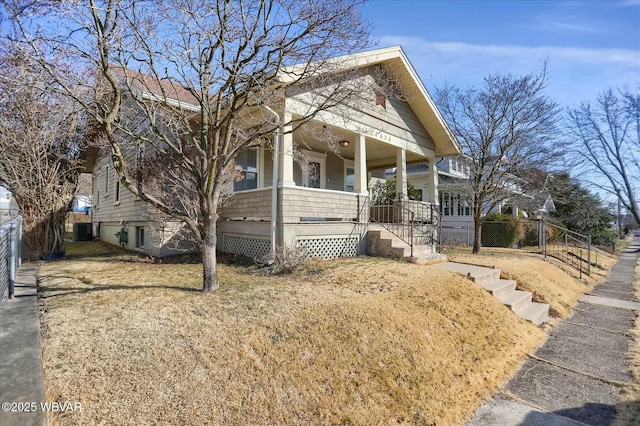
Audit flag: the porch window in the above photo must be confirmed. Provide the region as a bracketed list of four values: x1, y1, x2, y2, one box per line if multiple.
[234, 149, 258, 192]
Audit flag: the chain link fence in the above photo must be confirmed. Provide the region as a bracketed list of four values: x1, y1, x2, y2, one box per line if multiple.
[0, 216, 22, 308]
[442, 218, 605, 277]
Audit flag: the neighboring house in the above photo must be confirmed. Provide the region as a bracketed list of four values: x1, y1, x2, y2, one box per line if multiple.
[0, 185, 18, 224]
[403, 155, 537, 245]
[72, 195, 92, 213]
[87, 46, 460, 258]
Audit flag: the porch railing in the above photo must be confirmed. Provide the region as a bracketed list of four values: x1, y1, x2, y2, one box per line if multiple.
[369, 199, 441, 256]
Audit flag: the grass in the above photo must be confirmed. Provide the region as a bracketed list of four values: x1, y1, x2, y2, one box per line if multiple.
[38, 242, 599, 426]
[444, 247, 615, 318]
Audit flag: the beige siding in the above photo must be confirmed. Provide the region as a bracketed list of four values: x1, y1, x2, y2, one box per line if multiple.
[221, 188, 272, 220]
[92, 151, 147, 224]
[278, 186, 367, 223]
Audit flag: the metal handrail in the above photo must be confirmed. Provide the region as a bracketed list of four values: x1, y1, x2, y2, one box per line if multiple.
[369, 199, 440, 256]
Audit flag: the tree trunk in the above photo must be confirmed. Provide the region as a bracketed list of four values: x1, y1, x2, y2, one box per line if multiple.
[473, 216, 482, 254]
[201, 222, 219, 292]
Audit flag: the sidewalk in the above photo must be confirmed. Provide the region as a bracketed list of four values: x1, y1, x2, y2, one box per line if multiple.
[467, 237, 640, 426]
[0, 264, 47, 426]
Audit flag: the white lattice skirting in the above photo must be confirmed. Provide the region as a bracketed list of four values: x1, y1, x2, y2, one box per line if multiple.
[297, 235, 359, 259]
[223, 235, 270, 259]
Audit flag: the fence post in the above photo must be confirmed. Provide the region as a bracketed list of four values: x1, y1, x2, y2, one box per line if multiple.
[587, 235, 591, 276]
[8, 221, 15, 299]
[579, 249, 583, 279]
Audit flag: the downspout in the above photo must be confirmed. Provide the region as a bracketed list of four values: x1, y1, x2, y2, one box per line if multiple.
[262, 104, 280, 257]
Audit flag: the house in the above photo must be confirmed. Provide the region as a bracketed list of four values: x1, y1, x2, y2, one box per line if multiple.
[400, 155, 537, 246]
[87, 46, 460, 259]
[0, 185, 18, 224]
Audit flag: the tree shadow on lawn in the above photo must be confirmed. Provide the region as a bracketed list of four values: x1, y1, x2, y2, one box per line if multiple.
[38, 269, 202, 297]
[39, 277, 202, 297]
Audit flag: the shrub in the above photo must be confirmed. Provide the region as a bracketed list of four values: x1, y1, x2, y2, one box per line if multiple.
[481, 214, 519, 247]
[256, 244, 309, 275]
[370, 179, 422, 205]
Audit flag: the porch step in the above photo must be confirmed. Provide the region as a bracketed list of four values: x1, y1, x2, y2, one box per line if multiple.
[367, 229, 438, 260]
[433, 262, 550, 325]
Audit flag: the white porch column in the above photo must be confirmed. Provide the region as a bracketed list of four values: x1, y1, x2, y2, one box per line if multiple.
[427, 156, 438, 204]
[354, 134, 367, 194]
[278, 111, 295, 186]
[396, 147, 407, 199]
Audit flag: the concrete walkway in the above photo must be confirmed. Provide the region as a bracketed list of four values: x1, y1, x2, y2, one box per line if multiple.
[0, 264, 47, 426]
[467, 237, 640, 426]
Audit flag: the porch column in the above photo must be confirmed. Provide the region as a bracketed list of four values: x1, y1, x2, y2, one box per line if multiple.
[278, 111, 295, 186]
[427, 156, 438, 204]
[354, 134, 367, 194]
[396, 147, 407, 199]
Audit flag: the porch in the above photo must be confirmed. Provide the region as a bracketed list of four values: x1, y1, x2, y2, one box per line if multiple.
[218, 185, 441, 261]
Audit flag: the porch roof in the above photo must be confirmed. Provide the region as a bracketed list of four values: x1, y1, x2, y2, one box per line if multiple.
[280, 46, 461, 157]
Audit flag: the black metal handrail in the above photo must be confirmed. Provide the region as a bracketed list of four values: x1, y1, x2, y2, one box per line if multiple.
[369, 199, 440, 256]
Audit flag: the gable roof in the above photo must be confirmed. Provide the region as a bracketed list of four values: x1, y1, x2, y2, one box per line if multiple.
[112, 67, 202, 111]
[280, 46, 461, 157]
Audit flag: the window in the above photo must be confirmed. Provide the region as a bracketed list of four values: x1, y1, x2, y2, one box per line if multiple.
[104, 167, 110, 195]
[114, 175, 120, 204]
[344, 161, 355, 192]
[136, 143, 145, 189]
[233, 150, 258, 192]
[440, 192, 452, 216]
[135, 227, 145, 248]
[457, 195, 471, 216]
[302, 150, 326, 189]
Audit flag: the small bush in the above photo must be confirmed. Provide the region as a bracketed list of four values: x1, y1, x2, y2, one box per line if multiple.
[256, 244, 309, 275]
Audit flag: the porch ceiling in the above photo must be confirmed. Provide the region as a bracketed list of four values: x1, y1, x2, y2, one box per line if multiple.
[292, 130, 427, 169]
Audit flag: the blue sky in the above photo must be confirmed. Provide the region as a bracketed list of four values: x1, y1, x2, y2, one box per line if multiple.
[363, 0, 640, 109]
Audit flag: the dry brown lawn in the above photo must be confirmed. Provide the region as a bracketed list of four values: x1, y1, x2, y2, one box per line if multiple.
[445, 247, 616, 318]
[39, 243, 555, 426]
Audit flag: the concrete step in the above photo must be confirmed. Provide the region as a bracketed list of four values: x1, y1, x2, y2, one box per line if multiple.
[433, 262, 501, 287]
[482, 279, 517, 299]
[496, 290, 532, 314]
[432, 262, 550, 326]
[519, 302, 550, 326]
[368, 228, 438, 260]
[412, 253, 447, 265]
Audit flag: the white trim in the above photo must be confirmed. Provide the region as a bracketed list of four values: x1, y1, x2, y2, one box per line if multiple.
[302, 150, 326, 189]
[279, 184, 362, 197]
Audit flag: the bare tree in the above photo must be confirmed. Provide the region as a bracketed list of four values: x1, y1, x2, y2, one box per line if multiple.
[566, 87, 640, 226]
[0, 42, 84, 258]
[4, 0, 372, 291]
[435, 65, 561, 253]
